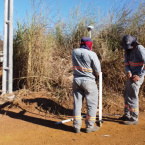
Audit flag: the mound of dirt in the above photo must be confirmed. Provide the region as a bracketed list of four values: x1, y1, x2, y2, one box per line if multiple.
[0, 90, 125, 117]
[0, 86, 145, 119]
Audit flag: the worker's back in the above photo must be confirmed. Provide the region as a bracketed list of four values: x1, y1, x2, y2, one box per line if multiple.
[72, 48, 101, 82]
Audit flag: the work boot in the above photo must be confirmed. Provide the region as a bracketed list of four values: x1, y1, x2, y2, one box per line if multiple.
[86, 126, 99, 133]
[124, 118, 139, 125]
[74, 128, 80, 133]
[118, 115, 130, 121]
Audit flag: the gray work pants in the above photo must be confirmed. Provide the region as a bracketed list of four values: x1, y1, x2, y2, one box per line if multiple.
[73, 78, 98, 129]
[124, 76, 144, 121]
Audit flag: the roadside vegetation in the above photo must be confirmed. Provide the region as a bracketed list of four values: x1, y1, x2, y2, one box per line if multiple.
[13, 0, 145, 106]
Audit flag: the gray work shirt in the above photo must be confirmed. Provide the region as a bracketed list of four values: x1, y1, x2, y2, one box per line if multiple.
[124, 45, 145, 77]
[72, 48, 101, 82]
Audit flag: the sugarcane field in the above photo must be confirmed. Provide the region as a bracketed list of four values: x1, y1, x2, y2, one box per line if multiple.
[0, 0, 145, 145]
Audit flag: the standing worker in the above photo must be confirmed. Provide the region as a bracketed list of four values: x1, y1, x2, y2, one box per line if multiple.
[72, 37, 101, 133]
[119, 35, 145, 125]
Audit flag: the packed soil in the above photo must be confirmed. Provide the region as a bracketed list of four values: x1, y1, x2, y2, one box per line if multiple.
[0, 91, 145, 145]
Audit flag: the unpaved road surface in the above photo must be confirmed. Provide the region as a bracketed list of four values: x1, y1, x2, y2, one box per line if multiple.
[0, 107, 145, 145]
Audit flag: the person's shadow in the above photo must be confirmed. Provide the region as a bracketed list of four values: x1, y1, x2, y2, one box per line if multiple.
[0, 98, 75, 132]
[0, 98, 122, 133]
[22, 98, 73, 116]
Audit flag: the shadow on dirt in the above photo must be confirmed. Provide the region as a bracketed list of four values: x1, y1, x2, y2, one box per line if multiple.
[0, 102, 75, 133]
[101, 116, 121, 123]
[22, 98, 73, 116]
[0, 100, 121, 133]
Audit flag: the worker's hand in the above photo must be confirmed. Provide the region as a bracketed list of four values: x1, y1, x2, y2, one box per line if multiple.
[126, 72, 132, 79]
[132, 75, 140, 82]
[96, 73, 99, 76]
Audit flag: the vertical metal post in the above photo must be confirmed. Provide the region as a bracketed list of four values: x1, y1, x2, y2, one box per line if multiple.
[89, 31, 91, 38]
[87, 25, 103, 126]
[99, 72, 103, 126]
[2, 0, 13, 94]
[87, 25, 93, 38]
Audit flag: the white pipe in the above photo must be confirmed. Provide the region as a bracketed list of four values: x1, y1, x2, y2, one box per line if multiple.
[89, 31, 91, 38]
[87, 25, 93, 38]
[55, 115, 86, 124]
[87, 25, 103, 126]
[99, 72, 103, 126]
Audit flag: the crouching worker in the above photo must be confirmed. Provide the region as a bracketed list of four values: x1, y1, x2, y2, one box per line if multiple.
[119, 35, 145, 125]
[72, 37, 101, 133]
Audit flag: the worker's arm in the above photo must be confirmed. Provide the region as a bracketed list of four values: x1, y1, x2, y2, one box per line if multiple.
[91, 53, 101, 77]
[131, 45, 145, 82]
[136, 45, 145, 78]
[124, 52, 132, 78]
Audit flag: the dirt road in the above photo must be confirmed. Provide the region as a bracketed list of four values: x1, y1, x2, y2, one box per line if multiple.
[0, 106, 145, 145]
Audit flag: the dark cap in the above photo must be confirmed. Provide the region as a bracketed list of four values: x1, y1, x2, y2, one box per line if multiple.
[81, 37, 92, 42]
[80, 37, 93, 50]
[122, 35, 139, 50]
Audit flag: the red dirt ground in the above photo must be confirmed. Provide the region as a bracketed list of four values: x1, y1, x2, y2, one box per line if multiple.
[0, 91, 145, 145]
[0, 108, 145, 145]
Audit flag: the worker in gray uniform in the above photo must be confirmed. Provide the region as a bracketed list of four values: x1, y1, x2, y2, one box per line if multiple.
[72, 37, 101, 133]
[119, 35, 145, 125]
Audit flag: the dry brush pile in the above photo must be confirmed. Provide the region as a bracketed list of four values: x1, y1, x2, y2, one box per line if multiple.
[13, 0, 145, 107]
